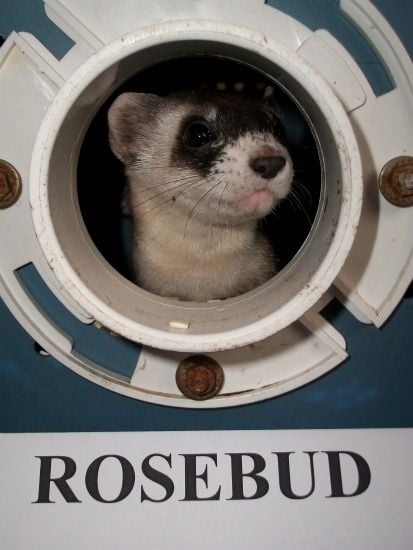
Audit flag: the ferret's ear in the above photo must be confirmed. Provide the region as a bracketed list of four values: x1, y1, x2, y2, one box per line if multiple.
[108, 92, 164, 164]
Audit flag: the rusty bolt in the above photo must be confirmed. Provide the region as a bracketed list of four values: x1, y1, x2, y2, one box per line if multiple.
[379, 156, 413, 207]
[0, 160, 22, 209]
[176, 355, 224, 401]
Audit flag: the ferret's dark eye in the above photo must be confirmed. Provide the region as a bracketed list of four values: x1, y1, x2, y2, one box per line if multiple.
[183, 121, 216, 148]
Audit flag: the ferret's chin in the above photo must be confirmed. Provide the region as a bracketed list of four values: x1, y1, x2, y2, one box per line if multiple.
[236, 189, 275, 217]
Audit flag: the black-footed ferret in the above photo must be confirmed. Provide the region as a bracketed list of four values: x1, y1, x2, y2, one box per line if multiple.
[108, 90, 293, 301]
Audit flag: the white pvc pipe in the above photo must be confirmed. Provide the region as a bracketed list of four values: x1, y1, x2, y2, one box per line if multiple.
[30, 20, 362, 352]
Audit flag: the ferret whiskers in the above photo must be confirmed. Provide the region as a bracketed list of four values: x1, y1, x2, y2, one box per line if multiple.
[183, 176, 226, 237]
[139, 177, 210, 216]
[134, 175, 203, 208]
[287, 187, 313, 227]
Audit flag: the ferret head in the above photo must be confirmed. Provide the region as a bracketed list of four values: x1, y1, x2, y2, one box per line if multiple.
[108, 91, 293, 224]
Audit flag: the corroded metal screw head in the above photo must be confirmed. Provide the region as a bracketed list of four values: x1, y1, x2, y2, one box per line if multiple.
[176, 355, 224, 400]
[379, 156, 413, 207]
[0, 159, 22, 209]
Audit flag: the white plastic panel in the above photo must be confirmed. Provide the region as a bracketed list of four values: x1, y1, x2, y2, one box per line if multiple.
[334, 0, 413, 325]
[297, 30, 369, 113]
[44, 0, 313, 50]
[130, 312, 347, 408]
[0, 33, 92, 323]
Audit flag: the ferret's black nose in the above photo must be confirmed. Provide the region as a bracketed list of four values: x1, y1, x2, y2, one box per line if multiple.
[250, 156, 286, 179]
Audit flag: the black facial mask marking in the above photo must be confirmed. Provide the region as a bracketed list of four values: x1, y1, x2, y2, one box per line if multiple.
[171, 93, 284, 177]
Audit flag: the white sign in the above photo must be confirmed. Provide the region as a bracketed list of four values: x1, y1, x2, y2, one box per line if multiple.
[1, 429, 412, 549]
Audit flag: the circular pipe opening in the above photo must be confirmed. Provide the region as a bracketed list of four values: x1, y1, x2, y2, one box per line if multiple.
[30, 22, 362, 352]
[78, 55, 321, 290]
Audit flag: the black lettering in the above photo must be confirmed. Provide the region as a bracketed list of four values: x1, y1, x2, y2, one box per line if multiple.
[85, 455, 135, 503]
[141, 454, 174, 503]
[324, 451, 371, 497]
[180, 454, 221, 501]
[227, 453, 269, 500]
[33, 456, 80, 503]
[274, 452, 316, 499]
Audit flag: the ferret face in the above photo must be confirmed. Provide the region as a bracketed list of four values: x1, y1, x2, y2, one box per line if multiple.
[108, 91, 293, 224]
